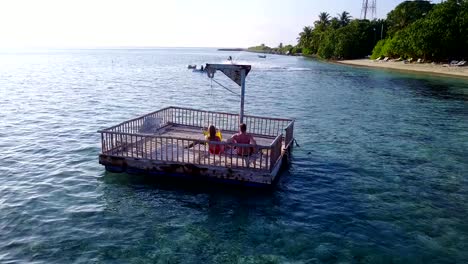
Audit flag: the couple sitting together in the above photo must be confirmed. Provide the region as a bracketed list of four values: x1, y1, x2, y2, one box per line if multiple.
[205, 123, 256, 156]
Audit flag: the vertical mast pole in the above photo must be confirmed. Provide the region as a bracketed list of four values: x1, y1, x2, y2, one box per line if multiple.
[239, 68, 246, 124]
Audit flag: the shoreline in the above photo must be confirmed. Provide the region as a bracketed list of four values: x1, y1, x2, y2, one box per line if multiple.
[336, 59, 468, 80]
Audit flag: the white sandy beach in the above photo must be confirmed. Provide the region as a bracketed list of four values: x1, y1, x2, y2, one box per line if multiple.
[337, 59, 468, 79]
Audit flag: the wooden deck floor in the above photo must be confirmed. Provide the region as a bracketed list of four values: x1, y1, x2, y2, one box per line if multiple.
[106, 125, 278, 170]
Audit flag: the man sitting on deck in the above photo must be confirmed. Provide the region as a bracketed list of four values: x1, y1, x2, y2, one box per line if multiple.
[228, 123, 257, 156]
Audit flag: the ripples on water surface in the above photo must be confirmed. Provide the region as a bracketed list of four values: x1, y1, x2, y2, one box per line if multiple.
[0, 48, 467, 263]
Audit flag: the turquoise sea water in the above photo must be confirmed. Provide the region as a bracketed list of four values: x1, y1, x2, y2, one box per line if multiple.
[1, 48, 467, 263]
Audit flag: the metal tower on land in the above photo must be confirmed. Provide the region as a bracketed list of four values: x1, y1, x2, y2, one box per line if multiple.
[361, 0, 377, 20]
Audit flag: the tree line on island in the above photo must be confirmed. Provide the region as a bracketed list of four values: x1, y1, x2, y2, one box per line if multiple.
[248, 0, 468, 62]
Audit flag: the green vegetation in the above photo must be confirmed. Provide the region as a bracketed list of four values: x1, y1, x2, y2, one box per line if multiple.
[372, 0, 468, 61]
[296, 11, 385, 59]
[247, 43, 295, 55]
[251, 0, 468, 62]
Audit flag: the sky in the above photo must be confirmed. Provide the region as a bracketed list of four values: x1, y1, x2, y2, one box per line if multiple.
[0, 0, 408, 48]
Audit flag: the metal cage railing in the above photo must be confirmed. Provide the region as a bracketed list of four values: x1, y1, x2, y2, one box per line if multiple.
[99, 107, 294, 172]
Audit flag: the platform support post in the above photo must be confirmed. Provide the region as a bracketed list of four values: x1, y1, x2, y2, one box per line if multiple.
[240, 68, 246, 124]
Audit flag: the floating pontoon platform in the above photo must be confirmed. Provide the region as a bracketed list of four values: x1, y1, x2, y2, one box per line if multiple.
[98, 107, 294, 186]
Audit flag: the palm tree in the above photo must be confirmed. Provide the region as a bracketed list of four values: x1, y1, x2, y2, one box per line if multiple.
[338, 11, 351, 27]
[330, 17, 341, 29]
[318, 12, 330, 26]
[314, 12, 330, 31]
[297, 26, 313, 48]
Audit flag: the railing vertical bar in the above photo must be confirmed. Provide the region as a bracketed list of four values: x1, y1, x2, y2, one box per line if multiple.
[182, 139, 185, 163]
[182, 109, 185, 125]
[176, 139, 179, 162]
[219, 145, 221, 164]
[138, 135, 141, 158]
[154, 137, 159, 160]
[124, 134, 127, 157]
[261, 118, 264, 135]
[143, 136, 147, 159]
[253, 149, 256, 169]
[251, 118, 259, 134]
[165, 137, 168, 161]
[256, 118, 260, 134]
[119, 134, 122, 156]
[272, 120, 275, 136]
[188, 109, 191, 126]
[129, 135, 132, 158]
[204, 143, 207, 165]
[190, 109, 193, 127]
[193, 140, 196, 164]
[224, 144, 227, 167]
[215, 113, 218, 128]
[184, 139, 190, 163]
[105, 133, 109, 154]
[269, 119, 273, 136]
[199, 141, 202, 164]
[266, 148, 269, 170]
[126, 134, 129, 157]
[170, 138, 173, 161]
[160, 137, 163, 160]
[137, 135, 140, 158]
[137, 136, 143, 158]
[101, 133, 104, 154]
[149, 137, 153, 160]
[260, 150, 263, 170]
[123, 134, 126, 157]
[277, 121, 280, 136]
[230, 146, 233, 168]
[261, 118, 265, 136]
[266, 119, 270, 136]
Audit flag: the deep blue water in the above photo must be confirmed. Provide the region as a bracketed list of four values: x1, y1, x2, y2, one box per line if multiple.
[1, 48, 467, 263]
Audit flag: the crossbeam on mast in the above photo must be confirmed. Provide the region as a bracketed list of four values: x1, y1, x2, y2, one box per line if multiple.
[205, 64, 251, 124]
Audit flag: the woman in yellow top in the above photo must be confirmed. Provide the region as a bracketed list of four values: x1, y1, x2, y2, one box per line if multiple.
[205, 125, 223, 154]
